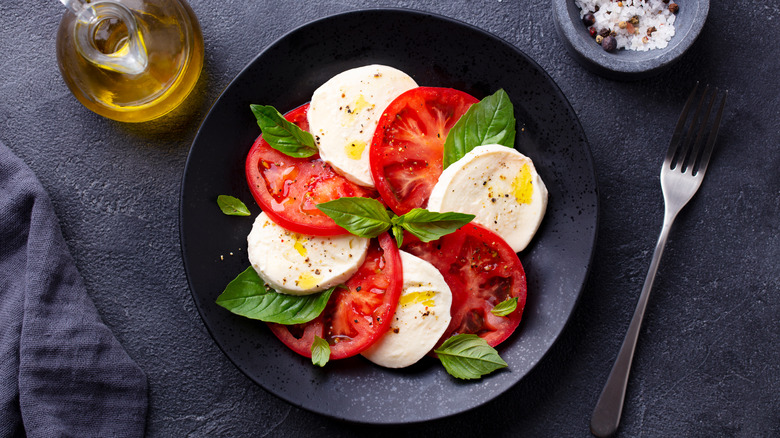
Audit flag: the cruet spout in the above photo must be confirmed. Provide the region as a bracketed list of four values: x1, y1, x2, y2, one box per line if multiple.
[59, 0, 148, 75]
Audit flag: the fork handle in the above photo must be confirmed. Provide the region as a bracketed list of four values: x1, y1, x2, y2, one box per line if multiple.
[590, 215, 675, 437]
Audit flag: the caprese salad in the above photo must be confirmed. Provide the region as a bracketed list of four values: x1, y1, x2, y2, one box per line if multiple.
[215, 65, 548, 379]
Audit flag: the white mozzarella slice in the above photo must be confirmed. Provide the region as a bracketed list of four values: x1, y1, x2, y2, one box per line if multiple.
[246, 212, 369, 296]
[427, 144, 548, 252]
[361, 251, 452, 368]
[307, 64, 418, 187]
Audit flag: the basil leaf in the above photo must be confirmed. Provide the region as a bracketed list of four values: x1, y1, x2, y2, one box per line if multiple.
[391, 223, 404, 247]
[216, 266, 334, 325]
[434, 334, 508, 380]
[490, 297, 518, 317]
[396, 209, 474, 242]
[316, 197, 392, 238]
[442, 89, 516, 169]
[217, 195, 251, 216]
[250, 104, 317, 158]
[311, 336, 330, 367]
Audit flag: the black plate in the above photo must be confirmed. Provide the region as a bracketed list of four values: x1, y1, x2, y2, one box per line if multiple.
[180, 8, 598, 424]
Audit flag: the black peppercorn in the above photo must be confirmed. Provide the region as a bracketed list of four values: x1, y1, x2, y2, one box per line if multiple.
[668, 3, 679, 13]
[599, 28, 611, 38]
[583, 12, 596, 26]
[602, 35, 617, 52]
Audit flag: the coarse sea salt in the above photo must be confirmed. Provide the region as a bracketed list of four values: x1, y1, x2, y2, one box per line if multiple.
[575, 0, 677, 51]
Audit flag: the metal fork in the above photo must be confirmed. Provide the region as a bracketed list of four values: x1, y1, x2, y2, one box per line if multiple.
[590, 84, 727, 437]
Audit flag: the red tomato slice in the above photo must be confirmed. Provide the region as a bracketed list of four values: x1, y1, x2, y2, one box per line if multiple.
[402, 224, 527, 348]
[246, 104, 376, 236]
[267, 232, 403, 360]
[370, 87, 478, 215]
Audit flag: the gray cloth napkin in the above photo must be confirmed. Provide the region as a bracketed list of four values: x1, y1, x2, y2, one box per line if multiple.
[0, 141, 147, 437]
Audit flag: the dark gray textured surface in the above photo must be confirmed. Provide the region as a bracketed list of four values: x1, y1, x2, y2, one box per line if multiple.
[0, 0, 777, 436]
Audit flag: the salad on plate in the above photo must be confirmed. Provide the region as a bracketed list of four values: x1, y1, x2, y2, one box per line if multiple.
[215, 64, 548, 379]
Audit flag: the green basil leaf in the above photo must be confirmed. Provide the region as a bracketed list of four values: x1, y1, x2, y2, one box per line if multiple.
[490, 297, 518, 317]
[217, 195, 251, 216]
[311, 336, 330, 367]
[216, 266, 334, 325]
[442, 89, 516, 169]
[316, 197, 392, 238]
[434, 334, 508, 380]
[391, 223, 404, 247]
[250, 104, 317, 158]
[396, 209, 475, 242]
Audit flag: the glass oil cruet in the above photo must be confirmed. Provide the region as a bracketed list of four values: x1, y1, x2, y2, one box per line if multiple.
[56, 0, 204, 123]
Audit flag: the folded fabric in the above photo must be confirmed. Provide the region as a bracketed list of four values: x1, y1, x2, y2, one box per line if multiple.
[0, 140, 148, 437]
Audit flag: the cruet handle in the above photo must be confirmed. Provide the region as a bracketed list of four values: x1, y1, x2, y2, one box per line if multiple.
[60, 0, 95, 19]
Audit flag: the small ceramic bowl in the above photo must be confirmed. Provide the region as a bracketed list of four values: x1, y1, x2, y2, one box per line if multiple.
[553, 0, 709, 80]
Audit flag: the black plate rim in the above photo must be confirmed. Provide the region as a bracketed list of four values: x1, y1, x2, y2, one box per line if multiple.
[180, 7, 598, 424]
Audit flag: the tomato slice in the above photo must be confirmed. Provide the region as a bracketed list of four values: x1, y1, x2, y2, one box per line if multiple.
[246, 104, 376, 236]
[370, 87, 478, 215]
[267, 232, 403, 360]
[402, 224, 527, 348]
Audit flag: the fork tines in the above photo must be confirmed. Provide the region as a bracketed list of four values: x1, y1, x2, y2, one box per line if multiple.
[665, 83, 727, 177]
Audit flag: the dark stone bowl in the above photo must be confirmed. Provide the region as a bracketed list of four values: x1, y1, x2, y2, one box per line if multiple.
[553, 0, 709, 80]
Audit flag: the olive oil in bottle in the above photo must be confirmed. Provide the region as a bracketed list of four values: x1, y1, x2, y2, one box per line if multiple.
[56, 0, 203, 123]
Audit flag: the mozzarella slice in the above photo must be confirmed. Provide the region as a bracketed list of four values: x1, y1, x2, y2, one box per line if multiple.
[361, 251, 452, 368]
[427, 144, 548, 252]
[246, 212, 369, 295]
[307, 65, 418, 187]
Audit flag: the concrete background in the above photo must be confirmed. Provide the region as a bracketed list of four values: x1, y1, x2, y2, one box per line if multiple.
[1, 0, 777, 436]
